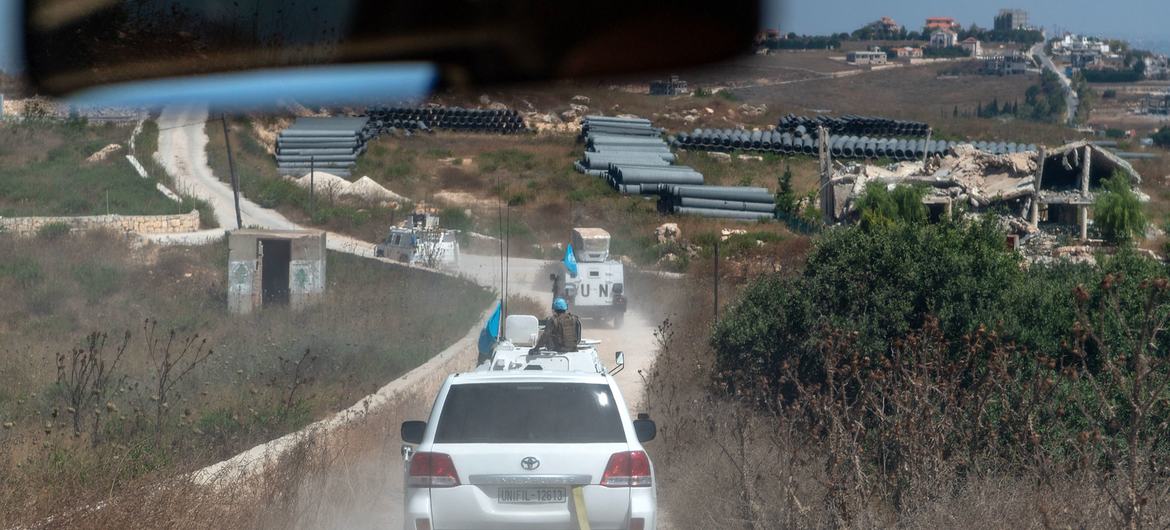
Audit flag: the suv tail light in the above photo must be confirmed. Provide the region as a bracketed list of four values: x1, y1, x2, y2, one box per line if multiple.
[408, 452, 460, 488]
[600, 451, 652, 487]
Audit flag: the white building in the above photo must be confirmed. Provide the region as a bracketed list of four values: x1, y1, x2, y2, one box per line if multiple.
[930, 29, 958, 49]
[847, 50, 888, 65]
[960, 37, 983, 58]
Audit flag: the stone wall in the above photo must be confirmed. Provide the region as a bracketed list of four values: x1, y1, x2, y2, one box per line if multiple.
[0, 210, 201, 236]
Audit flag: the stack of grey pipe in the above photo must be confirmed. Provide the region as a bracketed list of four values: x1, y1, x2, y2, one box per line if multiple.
[275, 116, 371, 177]
[574, 115, 702, 195]
[657, 185, 775, 220]
[672, 130, 1037, 160]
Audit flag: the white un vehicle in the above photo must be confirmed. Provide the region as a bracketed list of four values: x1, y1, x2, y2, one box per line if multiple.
[400, 314, 657, 530]
[552, 228, 628, 328]
[376, 212, 460, 269]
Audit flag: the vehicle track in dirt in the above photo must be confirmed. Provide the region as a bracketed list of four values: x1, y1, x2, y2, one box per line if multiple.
[153, 105, 671, 528]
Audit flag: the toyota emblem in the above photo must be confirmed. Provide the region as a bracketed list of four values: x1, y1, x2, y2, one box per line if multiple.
[520, 456, 541, 471]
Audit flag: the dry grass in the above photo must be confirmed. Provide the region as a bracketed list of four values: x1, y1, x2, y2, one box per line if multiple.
[23, 317, 478, 530]
[0, 231, 490, 526]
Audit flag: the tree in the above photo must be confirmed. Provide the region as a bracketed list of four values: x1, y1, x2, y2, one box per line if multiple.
[1152, 126, 1170, 148]
[987, 98, 999, 116]
[853, 182, 927, 230]
[953, 105, 959, 118]
[775, 164, 797, 215]
[1094, 171, 1147, 244]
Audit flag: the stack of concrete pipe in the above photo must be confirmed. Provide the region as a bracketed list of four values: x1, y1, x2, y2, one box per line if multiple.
[365, 106, 526, 134]
[657, 185, 776, 220]
[778, 114, 930, 137]
[575, 115, 702, 194]
[672, 129, 1037, 160]
[275, 116, 372, 177]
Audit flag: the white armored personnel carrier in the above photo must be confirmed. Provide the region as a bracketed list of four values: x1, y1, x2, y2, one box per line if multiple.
[551, 228, 628, 328]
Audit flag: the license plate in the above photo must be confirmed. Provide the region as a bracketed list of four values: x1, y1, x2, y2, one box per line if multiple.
[497, 487, 568, 504]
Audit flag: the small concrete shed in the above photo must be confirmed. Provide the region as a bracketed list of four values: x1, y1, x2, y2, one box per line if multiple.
[227, 229, 326, 314]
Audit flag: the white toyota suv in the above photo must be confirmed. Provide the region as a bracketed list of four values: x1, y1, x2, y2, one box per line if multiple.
[400, 354, 657, 529]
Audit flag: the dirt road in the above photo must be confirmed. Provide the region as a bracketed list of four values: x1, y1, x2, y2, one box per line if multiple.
[149, 105, 668, 528]
[458, 253, 662, 410]
[155, 104, 378, 256]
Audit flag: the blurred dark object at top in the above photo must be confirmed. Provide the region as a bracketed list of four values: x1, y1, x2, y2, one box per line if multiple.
[23, 0, 759, 96]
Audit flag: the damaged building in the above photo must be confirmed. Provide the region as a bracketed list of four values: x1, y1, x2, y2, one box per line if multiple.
[824, 141, 1143, 242]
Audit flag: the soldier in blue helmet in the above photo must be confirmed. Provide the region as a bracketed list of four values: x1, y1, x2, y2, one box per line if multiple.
[535, 297, 581, 352]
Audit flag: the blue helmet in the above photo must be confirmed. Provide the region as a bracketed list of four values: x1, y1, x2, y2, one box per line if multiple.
[553, 298, 568, 312]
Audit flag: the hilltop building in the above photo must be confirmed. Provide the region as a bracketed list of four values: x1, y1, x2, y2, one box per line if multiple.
[960, 38, 983, 58]
[994, 9, 1029, 31]
[983, 52, 1031, 75]
[930, 29, 958, 49]
[925, 17, 960, 31]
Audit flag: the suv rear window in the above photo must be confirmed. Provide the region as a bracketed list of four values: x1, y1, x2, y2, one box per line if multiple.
[434, 383, 626, 443]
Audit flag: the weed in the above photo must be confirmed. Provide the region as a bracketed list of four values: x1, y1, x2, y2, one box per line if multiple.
[55, 331, 129, 439]
[37, 222, 71, 240]
[478, 149, 536, 173]
[0, 256, 43, 288]
[72, 263, 123, 304]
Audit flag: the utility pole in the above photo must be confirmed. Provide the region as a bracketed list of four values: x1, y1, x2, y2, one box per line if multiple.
[818, 125, 832, 225]
[221, 113, 243, 229]
[713, 238, 720, 319]
[922, 127, 932, 168]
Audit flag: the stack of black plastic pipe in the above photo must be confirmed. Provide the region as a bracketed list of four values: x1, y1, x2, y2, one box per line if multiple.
[777, 114, 930, 137]
[672, 129, 1037, 160]
[365, 106, 526, 134]
[275, 116, 371, 177]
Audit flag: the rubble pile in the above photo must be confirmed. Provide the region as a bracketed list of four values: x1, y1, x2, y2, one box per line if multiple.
[834, 144, 1040, 215]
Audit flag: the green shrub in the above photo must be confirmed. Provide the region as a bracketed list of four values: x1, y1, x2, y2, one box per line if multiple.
[0, 256, 43, 288]
[1094, 170, 1147, 244]
[1152, 126, 1170, 148]
[72, 263, 123, 303]
[507, 191, 532, 206]
[36, 222, 72, 240]
[854, 182, 928, 229]
[712, 218, 1026, 386]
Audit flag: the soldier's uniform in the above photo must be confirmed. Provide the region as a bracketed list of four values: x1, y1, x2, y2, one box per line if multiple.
[537, 311, 581, 352]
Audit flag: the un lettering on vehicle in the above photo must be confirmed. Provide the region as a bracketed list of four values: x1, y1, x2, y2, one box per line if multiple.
[579, 283, 608, 298]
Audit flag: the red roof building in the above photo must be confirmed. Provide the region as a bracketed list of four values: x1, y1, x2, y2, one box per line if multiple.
[925, 17, 960, 31]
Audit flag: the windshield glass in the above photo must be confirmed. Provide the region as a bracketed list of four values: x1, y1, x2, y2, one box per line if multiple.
[435, 383, 625, 443]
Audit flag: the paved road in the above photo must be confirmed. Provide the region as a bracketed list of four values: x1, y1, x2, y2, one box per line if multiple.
[1032, 43, 1079, 125]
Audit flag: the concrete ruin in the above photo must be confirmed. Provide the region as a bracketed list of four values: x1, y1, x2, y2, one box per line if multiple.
[825, 141, 1143, 242]
[227, 229, 327, 314]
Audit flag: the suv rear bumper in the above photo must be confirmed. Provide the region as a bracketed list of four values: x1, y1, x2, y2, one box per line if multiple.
[404, 485, 654, 530]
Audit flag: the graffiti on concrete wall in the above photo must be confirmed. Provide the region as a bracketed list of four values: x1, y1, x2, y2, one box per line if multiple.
[290, 260, 324, 294]
[229, 260, 254, 295]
